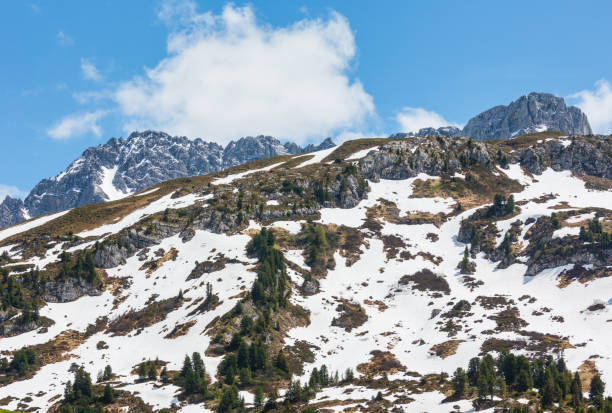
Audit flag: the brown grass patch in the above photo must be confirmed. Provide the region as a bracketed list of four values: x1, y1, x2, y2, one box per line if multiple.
[331, 299, 368, 332]
[411, 164, 523, 210]
[399, 269, 450, 295]
[357, 350, 405, 377]
[164, 319, 197, 339]
[363, 299, 388, 312]
[107, 295, 183, 336]
[139, 248, 178, 275]
[429, 340, 464, 359]
[578, 360, 599, 393]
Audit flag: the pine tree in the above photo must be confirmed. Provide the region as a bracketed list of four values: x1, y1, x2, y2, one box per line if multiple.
[103, 365, 113, 381]
[138, 362, 148, 380]
[102, 383, 114, 404]
[254, 386, 264, 407]
[590, 374, 605, 399]
[275, 350, 288, 373]
[237, 341, 250, 369]
[571, 372, 583, 407]
[542, 376, 555, 408]
[452, 368, 467, 398]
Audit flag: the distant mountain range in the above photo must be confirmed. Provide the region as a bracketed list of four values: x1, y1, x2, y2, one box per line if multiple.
[390, 92, 592, 140]
[0, 91, 595, 229]
[0, 133, 335, 228]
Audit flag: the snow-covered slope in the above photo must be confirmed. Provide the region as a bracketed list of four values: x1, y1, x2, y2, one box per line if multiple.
[0, 135, 610, 412]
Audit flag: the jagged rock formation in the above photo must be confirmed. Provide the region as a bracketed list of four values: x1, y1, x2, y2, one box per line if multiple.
[0, 196, 28, 228]
[517, 135, 611, 177]
[463, 92, 592, 140]
[390, 92, 592, 141]
[0, 132, 335, 229]
[389, 126, 462, 139]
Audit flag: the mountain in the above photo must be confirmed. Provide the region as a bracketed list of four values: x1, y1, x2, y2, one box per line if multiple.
[391, 92, 592, 140]
[0, 131, 335, 229]
[0, 132, 611, 412]
[462, 92, 592, 140]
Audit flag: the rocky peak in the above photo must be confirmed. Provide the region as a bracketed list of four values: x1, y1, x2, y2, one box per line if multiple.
[462, 92, 592, 140]
[222, 135, 289, 168]
[390, 92, 592, 141]
[0, 196, 28, 228]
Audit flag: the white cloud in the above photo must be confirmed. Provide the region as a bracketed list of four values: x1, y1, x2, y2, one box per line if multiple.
[81, 58, 103, 81]
[0, 184, 28, 201]
[395, 107, 460, 133]
[47, 110, 107, 140]
[113, 1, 374, 144]
[57, 30, 73, 46]
[570, 79, 612, 134]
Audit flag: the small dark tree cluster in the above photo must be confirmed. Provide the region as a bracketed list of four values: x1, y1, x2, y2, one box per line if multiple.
[60, 366, 114, 413]
[452, 351, 611, 411]
[247, 228, 289, 309]
[0, 347, 36, 376]
[579, 217, 612, 247]
[488, 194, 515, 218]
[176, 352, 209, 398]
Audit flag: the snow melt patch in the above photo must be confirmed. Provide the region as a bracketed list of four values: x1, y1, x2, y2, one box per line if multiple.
[100, 166, 132, 201]
[78, 192, 209, 238]
[345, 147, 379, 161]
[0, 210, 70, 242]
[212, 161, 285, 185]
[294, 147, 337, 168]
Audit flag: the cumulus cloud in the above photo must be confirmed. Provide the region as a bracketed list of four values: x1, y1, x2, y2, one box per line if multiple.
[0, 184, 28, 201]
[81, 58, 103, 81]
[570, 79, 612, 134]
[395, 107, 460, 133]
[113, 1, 374, 144]
[47, 110, 107, 140]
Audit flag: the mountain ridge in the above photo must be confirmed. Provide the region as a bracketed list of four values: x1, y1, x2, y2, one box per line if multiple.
[0, 132, 335, 229]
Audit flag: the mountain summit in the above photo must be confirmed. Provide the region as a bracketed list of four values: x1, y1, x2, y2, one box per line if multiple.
[392, 92, 592, 140]
[462, 92, 592, 140]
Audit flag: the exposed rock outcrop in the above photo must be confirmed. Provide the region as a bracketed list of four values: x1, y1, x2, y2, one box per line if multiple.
[462, 92, 592, 140]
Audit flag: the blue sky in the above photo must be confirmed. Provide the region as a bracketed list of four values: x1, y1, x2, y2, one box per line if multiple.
[2, 0, 612, 199]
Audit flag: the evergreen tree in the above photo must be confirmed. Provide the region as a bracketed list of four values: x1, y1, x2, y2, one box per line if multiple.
[237, 341, 250, 369]
[102, 383, 114, 404]
[73, 367, 93, 399]
[571, 372, 583, 407]
[590, 374, 605, 399]
[103, 365, 113, 381]
[541, 376, 555, 408]
[452, 368, 467, 398]
[275, 350, 288, 373]
[254, 386, 264, 407]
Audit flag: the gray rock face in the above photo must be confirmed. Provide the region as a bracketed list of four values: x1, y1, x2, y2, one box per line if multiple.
[389, 126, 462, 139]
[517, 135, 612, 178]
[389, 92, 592, 141]
[0, 132, 336, 229]
[358, 138, 477, 182]
[462, 92, 592, 140]
[0, 196, 27, 228]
